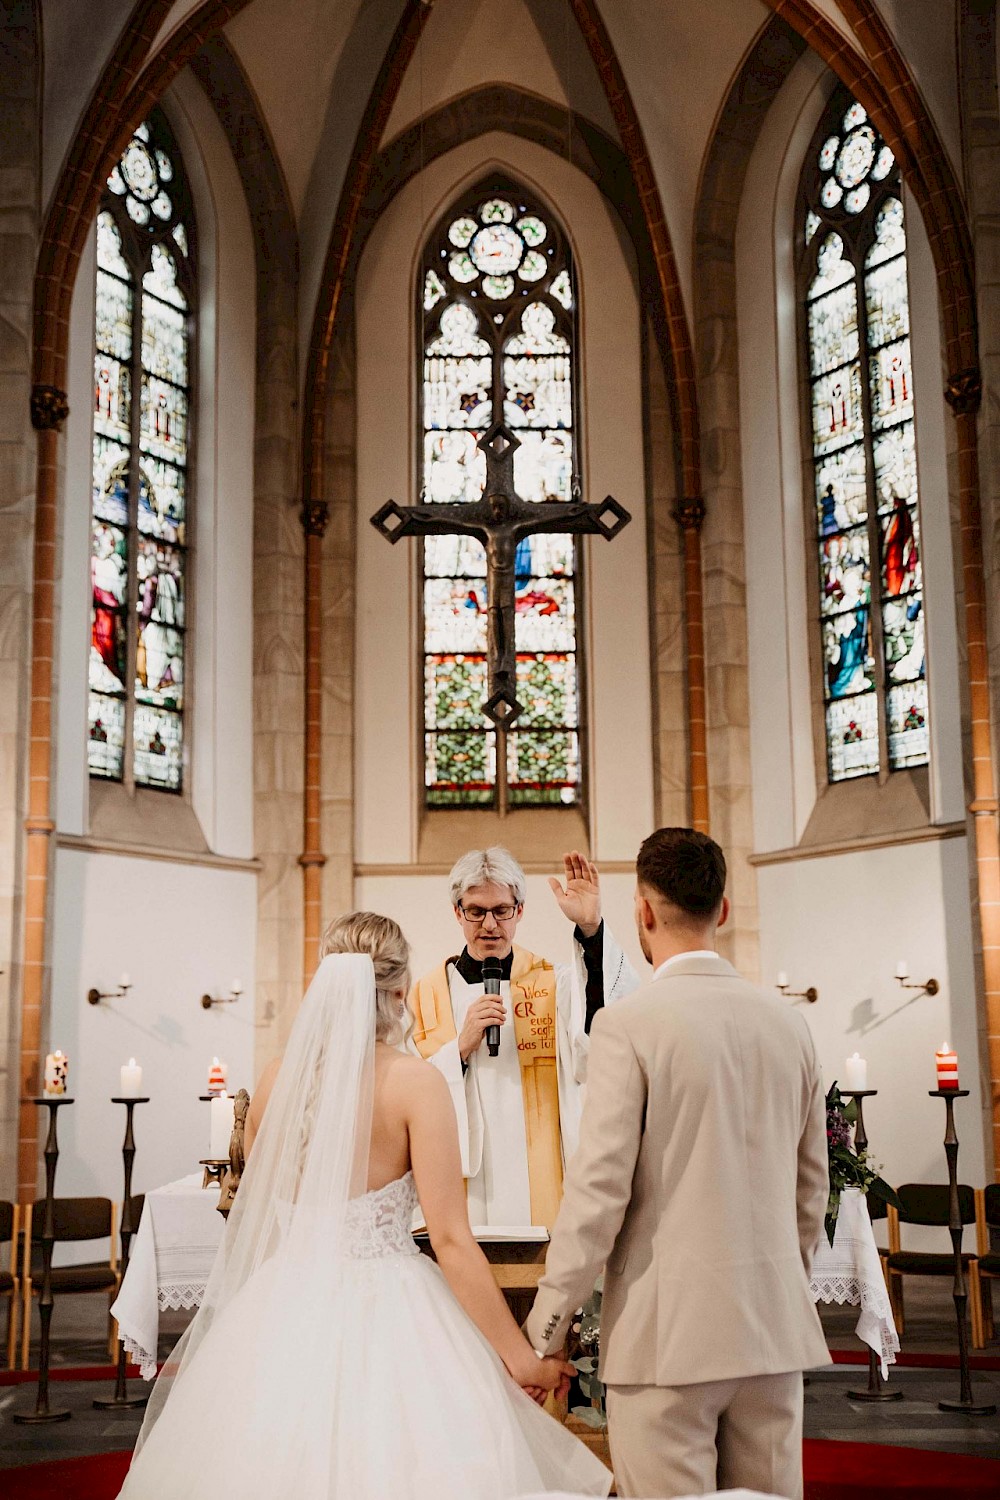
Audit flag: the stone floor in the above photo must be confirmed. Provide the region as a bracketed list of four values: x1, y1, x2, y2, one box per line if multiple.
[1, 1285, 999, 1469]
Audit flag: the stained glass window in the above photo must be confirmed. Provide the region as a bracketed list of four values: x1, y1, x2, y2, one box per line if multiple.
[89, 113, 193, 793]
[802, 96, 927, 783]
[420, 184, 582, 808]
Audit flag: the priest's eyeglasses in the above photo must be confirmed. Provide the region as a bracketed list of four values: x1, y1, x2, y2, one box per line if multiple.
[457, 902, 520, 923]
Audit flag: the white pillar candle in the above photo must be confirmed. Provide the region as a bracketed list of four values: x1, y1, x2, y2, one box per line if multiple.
[895, 960, 909, 980]
[120, 971, 131, 989]
[231, 979, 243, 997]
[43, 1050, 69, 1096]
[776, 971, 789, 989]
[120, 1058, 142, 1096]
[843, 1052, 867, 1091]
[209, 1093, 235, 1159]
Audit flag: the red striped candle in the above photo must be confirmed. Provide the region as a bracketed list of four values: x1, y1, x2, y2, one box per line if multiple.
[935, 1044, 958, 1090]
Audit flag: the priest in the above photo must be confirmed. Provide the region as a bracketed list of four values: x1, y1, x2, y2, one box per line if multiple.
[408, 847, 638, 1229]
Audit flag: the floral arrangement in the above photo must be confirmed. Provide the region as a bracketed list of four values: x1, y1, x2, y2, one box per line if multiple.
[568, 1280, 607, 1430]
[825, 1081, 899, 1245]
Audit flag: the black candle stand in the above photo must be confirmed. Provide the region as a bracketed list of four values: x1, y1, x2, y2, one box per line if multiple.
[928, 1089, 996, 1416]
[13, 1097, 74, 1424]
[94, 1097, 150, 1411]
[840, 1089, 903, 1403]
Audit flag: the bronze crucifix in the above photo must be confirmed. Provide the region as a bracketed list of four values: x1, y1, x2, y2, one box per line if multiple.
[371, 422, 631, 726]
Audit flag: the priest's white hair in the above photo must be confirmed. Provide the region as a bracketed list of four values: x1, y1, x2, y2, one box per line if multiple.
[449, 846, 527, 908]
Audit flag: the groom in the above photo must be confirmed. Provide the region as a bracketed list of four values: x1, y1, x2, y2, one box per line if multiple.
[527, 827, 830, 1498]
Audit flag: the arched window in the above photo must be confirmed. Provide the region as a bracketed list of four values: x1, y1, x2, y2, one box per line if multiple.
[802, 95, 927, 783]
[419, 182, 581, 810]
[89, 112, 193, 793]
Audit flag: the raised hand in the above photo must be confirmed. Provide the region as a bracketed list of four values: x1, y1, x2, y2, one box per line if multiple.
[548, 851, 601, 938]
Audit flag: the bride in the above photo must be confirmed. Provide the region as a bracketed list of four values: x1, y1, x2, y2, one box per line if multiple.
[118, 911, 611, 1499]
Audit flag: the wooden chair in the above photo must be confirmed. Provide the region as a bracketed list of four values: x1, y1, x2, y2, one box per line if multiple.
[0, 1202, 21, 1368]
[885, 1182, 984, 1349]
[974, 1183, 1000, 1342]
[21, 1197, 118, 1369]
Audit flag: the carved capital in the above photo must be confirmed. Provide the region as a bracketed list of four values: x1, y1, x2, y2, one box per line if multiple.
[30, 385, 70, 431]
[672, 496, 706, 532]
[302, 500, 330, 538]
[944, 368, 982, 417]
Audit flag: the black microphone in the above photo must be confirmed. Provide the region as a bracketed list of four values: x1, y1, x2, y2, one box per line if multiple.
[482, 956, 503, 1058]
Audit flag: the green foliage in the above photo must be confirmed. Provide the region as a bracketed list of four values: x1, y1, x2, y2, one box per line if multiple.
[568, 1280, 607, 1430]
[824, 1081, 901, 1246]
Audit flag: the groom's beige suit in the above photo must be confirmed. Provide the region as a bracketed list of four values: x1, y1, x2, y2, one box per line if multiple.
[526, 952, 830, 1499]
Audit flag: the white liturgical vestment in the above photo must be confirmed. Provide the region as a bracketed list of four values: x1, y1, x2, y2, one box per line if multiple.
[421, 929, 638, 1227]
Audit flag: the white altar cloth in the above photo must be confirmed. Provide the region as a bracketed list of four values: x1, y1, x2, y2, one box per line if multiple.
[111, 1171, 224, 1380]
[808, 1186, 899, 1376]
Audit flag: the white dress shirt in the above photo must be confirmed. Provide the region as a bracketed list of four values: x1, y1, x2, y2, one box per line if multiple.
[651, 949, 719, 980]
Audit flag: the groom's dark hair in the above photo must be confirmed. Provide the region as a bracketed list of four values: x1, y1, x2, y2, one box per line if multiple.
[636, 827, 727, 918]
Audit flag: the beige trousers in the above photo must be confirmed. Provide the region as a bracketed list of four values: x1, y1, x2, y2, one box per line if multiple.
[605, 1371, 803, 1499]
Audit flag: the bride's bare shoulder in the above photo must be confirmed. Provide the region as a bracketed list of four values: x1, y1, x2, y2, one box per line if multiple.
[378, 1049, 449, 1102]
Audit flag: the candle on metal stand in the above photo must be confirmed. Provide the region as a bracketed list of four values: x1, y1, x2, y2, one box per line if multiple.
[843, 1052, 867, 1091]
[209, 1092, 235, 1159]
[43, 1050, 68, 1096]
[935, 1043, 958, 1090]
[119, 1058, 142, 1096]
[776, 970, 788, 990]
[895, 960, 909, 980]
[95, 1093, 150, 1411]
[207, 1056, 227, 1096]
[13, 1097, 74, 1424]
[929, 1087, 996, 1416]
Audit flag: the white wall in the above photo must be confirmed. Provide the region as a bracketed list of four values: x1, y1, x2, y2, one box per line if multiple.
[49, 849, 258, 1202]
[46, 73, 261, 1209]
[354, 132, 654, 871]
[735, 54, 988, 1192]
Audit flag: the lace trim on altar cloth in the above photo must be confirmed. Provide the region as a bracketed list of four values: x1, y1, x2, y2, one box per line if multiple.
[121, 1331, 159, 1382]
[810, 1272, 900, 1372]
[157, 1280, 208, 1312]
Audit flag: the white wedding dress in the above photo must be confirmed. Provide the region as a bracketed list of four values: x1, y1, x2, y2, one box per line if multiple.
[118, 956, 610, 1500]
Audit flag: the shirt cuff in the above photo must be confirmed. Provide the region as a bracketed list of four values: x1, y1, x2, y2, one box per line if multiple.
[573, 918, 604, 953]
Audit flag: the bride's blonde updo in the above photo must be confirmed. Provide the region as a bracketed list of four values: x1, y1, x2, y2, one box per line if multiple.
[319, 911, 411, 1043]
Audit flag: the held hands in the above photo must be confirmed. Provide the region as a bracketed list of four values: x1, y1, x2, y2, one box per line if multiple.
[548, 851, 601, 939]
[458, 994, 507, 1063]
[512, 1349, 575, 1406]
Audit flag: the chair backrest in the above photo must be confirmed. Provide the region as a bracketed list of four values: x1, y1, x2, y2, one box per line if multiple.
[30, 1196, 113, 1244]
[984, 1183, 1000, 1228]
[0, 1201, 14, 1244]
[897, 1182, 975, 1227]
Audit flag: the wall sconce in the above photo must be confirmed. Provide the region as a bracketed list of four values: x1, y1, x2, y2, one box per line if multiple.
[776, 971, 818, 1005]
[201, 980, 243, 1011]
[87, 973, 132, 1005]
[894, 961, 939, 997]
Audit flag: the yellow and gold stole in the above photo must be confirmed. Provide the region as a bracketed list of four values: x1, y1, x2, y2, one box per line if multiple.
[409, 945, 563, 1228]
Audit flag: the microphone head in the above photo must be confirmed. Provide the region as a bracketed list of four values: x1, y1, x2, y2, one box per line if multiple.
[482, 957, 503, 982]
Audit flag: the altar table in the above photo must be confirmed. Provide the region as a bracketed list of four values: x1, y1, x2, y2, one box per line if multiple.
[112, 1173, 549, 1381]
[808, 1186, 900, 1376]
[111, 1171, 224, 1379]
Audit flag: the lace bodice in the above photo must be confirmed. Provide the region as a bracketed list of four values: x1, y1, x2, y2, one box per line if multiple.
[343, 1171, 421, 1260]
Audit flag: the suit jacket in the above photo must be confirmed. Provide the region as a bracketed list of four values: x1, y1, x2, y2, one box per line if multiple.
[525, 953, 831, 1387]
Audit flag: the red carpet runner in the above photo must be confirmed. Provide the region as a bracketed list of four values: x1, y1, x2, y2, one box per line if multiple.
[3, 1441, 999, 1499]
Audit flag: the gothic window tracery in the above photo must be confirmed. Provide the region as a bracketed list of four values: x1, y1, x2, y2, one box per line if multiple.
[802, 95, 927, 783]
[89, 113, 193, 792]
[419, 184, 582, 809]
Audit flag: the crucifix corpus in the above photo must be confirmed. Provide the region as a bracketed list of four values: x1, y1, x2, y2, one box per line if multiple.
[371, 421, 631, 726]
